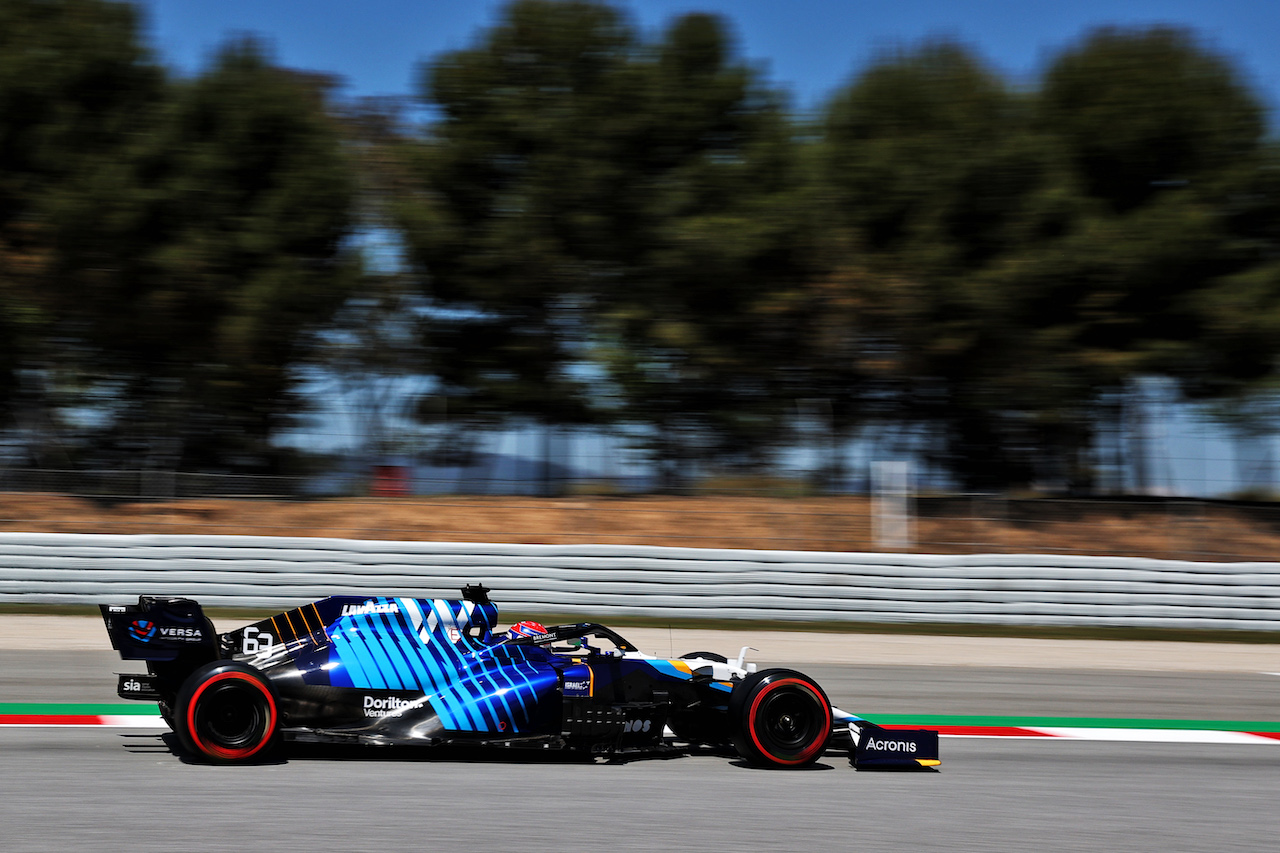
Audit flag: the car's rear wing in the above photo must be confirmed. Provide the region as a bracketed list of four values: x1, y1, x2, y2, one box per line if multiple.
[100, 596, 219, 663]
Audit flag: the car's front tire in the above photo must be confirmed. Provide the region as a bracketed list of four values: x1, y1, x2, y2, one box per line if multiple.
[729, 668, 831, 768]
[174, 661, 279, 764]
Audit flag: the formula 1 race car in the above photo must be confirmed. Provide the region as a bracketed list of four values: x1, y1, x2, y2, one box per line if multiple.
[101, 585, 939, 769]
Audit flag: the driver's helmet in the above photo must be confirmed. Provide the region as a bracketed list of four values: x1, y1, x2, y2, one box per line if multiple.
[507, 620, 548, 640]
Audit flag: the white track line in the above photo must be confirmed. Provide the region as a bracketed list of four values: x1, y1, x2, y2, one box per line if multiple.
[1027, 727, 1280, 744]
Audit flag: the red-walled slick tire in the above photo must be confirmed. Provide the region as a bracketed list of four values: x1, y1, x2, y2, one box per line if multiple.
[729, 669, 832, 768]
[175, 661, 279, 764]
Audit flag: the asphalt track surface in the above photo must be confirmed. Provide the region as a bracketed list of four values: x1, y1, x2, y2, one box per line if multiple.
[3, 728, 1278, 853]
[4, 651, 1280, 851]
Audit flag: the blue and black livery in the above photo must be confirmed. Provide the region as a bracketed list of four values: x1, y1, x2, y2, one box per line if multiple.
[101, 584, 939, 769]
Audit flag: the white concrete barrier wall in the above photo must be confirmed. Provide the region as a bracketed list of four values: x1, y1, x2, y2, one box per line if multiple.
[2, 532, 1280, 630]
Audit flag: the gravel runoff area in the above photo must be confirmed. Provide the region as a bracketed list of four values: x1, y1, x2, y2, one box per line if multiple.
[6, 614, 1280, 672]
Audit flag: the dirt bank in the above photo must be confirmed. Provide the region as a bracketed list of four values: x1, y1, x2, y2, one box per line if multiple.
[2, 492, 1279, 561]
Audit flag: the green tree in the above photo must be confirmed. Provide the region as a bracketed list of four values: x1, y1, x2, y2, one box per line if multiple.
[60, 38, 358, 471]
[398, 0, 630, 439]
[0, 0, 163, 449]
[1030, 27, 1280, 490]
[1040, 27, 1265, 215]
[399, 2, 809, 484]
[820, 43, 1081, 487]
[818, 31, 1280, 491]
[590, 11, 813, 481]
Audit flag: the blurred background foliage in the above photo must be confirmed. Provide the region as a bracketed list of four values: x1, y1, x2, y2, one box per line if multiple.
[1, 0, 1279, 494]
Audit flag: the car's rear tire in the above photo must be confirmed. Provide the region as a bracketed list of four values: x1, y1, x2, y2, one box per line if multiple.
[175, 661, 279, 764]
[729, 669, 831, 768]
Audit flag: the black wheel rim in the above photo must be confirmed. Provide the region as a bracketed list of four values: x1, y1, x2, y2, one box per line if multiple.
[196, 682, 266, 749]
[755, 688, 822, 755]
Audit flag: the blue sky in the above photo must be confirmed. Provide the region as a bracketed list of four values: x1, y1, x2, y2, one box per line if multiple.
[140, 0, 1280, 117]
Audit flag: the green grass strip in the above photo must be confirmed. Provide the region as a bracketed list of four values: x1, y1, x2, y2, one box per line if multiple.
[865, 713, 1280, 732]
[0, 702, 158, 716]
